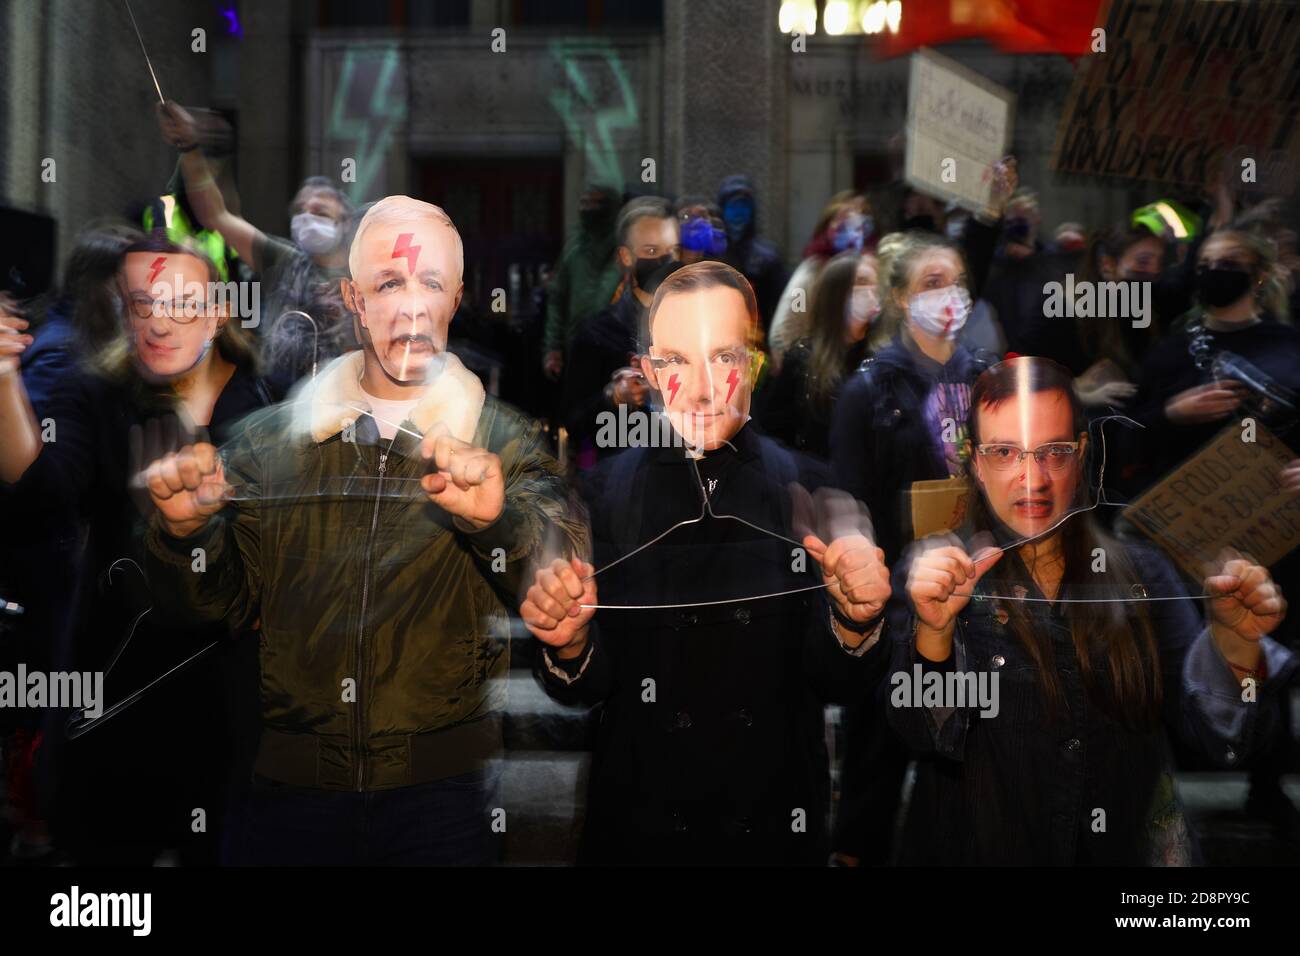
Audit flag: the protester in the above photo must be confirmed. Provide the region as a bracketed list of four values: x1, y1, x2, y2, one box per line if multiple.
[831, 232, 998, 564]
[718, 174, 789, 331]
[523, 261, 892, 864]
[156, 101, 357, 399]
[0, 231, 269, 864]
[888, 356, 1295, 865]
[561, 196, 679, 468]
[758, 251, 879, 457]
[768, 192, 869, 369]
[542, 185, 622, 382]
[137, 197, 586, 865]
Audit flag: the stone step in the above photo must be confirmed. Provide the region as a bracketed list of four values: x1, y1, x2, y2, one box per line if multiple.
[494, 674, 597, 752]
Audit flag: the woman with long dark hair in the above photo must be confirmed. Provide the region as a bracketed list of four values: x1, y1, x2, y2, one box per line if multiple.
[0, 230, 270, 864]
[758, 251, 879, 456]
[888, 356, 1294, 865]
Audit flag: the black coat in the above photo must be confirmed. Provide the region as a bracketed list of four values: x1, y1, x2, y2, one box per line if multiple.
[537, 424, 889, 864]
[755, 336, 867, 459]
[0, 361, 270, 863]
[885, 540, 1298, 865]
[562, 286, 645, 465]
[829, 338, 996, 566]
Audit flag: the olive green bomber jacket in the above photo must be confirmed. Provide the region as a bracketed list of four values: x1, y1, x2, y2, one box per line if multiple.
[144, 350, 587, 790]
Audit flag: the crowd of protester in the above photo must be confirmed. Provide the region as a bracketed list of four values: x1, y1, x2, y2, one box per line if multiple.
[0, 97, 1298, 867]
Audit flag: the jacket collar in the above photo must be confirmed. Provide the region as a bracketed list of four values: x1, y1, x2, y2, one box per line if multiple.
[291, 349, 485, 445]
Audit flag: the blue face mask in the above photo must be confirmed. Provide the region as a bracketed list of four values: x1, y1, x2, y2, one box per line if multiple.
[722, 198, 754, 237]
[831, 214, 866, 253]
[681, 216, 716, 254]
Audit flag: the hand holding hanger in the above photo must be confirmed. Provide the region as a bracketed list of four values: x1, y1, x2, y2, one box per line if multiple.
[521, 557, 597, 657]
[803, 533, 891, 629]
[420, 421, 505, 530]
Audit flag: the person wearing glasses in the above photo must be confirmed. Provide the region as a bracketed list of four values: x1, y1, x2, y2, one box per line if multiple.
[887, 356, 1296, 865]
[0, 230, 269, 865]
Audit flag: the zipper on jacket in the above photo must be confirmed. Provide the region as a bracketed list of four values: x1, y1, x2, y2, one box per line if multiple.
[354, 449, 388, 791]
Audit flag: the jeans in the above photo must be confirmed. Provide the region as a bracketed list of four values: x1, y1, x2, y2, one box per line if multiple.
[222, 763, 503, 866]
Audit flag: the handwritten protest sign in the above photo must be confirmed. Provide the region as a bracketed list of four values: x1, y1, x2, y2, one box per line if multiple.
[904, 49, 1015, 213]
[1051, 0, 1300, 191]
[1124, 424, 1300, 579]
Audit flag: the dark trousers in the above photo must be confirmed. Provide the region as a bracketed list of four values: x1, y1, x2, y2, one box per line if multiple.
[222, 763, 502, 866]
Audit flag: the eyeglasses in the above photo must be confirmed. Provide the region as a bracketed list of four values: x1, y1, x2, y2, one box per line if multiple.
[124, 294, 211, 324]
[975, 442, 1080, 472]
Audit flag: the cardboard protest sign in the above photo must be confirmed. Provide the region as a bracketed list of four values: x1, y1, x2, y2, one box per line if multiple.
[904, 49, 1015, 213]
[911, 477, 972, 540]
[1051, 0, 1300, 191]
[1124, 424, 1300, 579]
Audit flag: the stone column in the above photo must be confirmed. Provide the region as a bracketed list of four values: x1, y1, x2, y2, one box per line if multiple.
[661, 0, 789, 251]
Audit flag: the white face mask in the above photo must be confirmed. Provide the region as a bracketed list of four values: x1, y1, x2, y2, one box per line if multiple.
[291, 212, 340, 255]
[908, 284, 971, 340]
[848, 286, 880, 328]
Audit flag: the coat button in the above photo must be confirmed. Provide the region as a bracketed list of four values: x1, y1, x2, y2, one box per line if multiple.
[992, 654, 1006, 668]
[674, 710, 693, 730]
[737, 707, 753, 727]
[1064, 737, 1082, 752]
[734, 607, 750, 625]
[1225, 747, 1237, 764]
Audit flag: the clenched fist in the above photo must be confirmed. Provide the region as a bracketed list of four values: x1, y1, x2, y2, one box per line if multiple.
[143, 442, 229, 538]
[1206, 557, 1286, 643]
[906, 538, 1003, 660]
[804, 533, 891, 632]
[419, 422, 505, 529]
[520, 557, 597, 657]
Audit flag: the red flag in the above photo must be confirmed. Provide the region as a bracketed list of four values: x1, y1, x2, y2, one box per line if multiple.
[881, 0, 1107, 57]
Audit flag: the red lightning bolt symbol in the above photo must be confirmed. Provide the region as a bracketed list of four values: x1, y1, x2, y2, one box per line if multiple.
[148, 256, 167, 285]
[666, 373, 680, 405]
[725, 368, 739, 403]
[391, 233, 421, 275]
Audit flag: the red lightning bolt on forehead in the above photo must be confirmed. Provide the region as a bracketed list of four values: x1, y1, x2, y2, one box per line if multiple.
[147, 256, 167, 285]
[666, 373, 681, 405]
[725, 368, 740, 403]
[391, 233, 421, 275]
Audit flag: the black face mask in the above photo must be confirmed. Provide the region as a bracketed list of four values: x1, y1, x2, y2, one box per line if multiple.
[1196, 266, 1252, 308]
[634, 253, 672, 290]
[902, 215, 936, 234]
